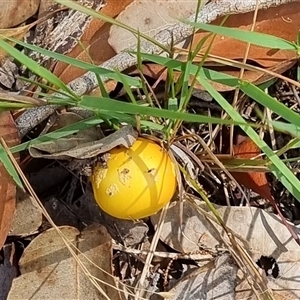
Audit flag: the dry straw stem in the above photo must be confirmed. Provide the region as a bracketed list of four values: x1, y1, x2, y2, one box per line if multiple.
[15, 0, 299, 137]
[113, 243, 215, 260]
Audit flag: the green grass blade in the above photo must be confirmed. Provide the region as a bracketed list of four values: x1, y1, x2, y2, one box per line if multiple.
[0, 38, 78, 99]
[271, 121, 300, 137]
[8, 38, 141, 87]
[197, 74, 300, 202]
[17, 76, 74, 98]
[0, 144, 23, 188]
[239, 81, 300, 128]
[0, 102, 35, 109]
[77, 40, 109, 98]
[80, 96, 246, 126]
[190, 22, 297, 50]
[139, 52, 240, 88]
[139, 53, 300, 136]
[179, 60, 192, 110]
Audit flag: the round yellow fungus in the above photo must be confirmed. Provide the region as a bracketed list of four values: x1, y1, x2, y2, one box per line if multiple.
[91, 138, 177, 219]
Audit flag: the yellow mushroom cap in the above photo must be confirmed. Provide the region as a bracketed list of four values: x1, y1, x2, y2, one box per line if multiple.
[91, 138, 177, 220]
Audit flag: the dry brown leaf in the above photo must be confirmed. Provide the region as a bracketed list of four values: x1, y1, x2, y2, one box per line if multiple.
[186, 2, 300, 90]
[165, 254, 237, 300]
[0, 112, 19, 250]
[0, 0, 40, 29]
[53, 0, 134, 84]
[8, 225, 122, 300]
[8, 189, 42, 236]
[108, 0, 207, 53]
[191, 2, 300, 68]
[151, 196, 300, 299]
[132, 3, 299, 91]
